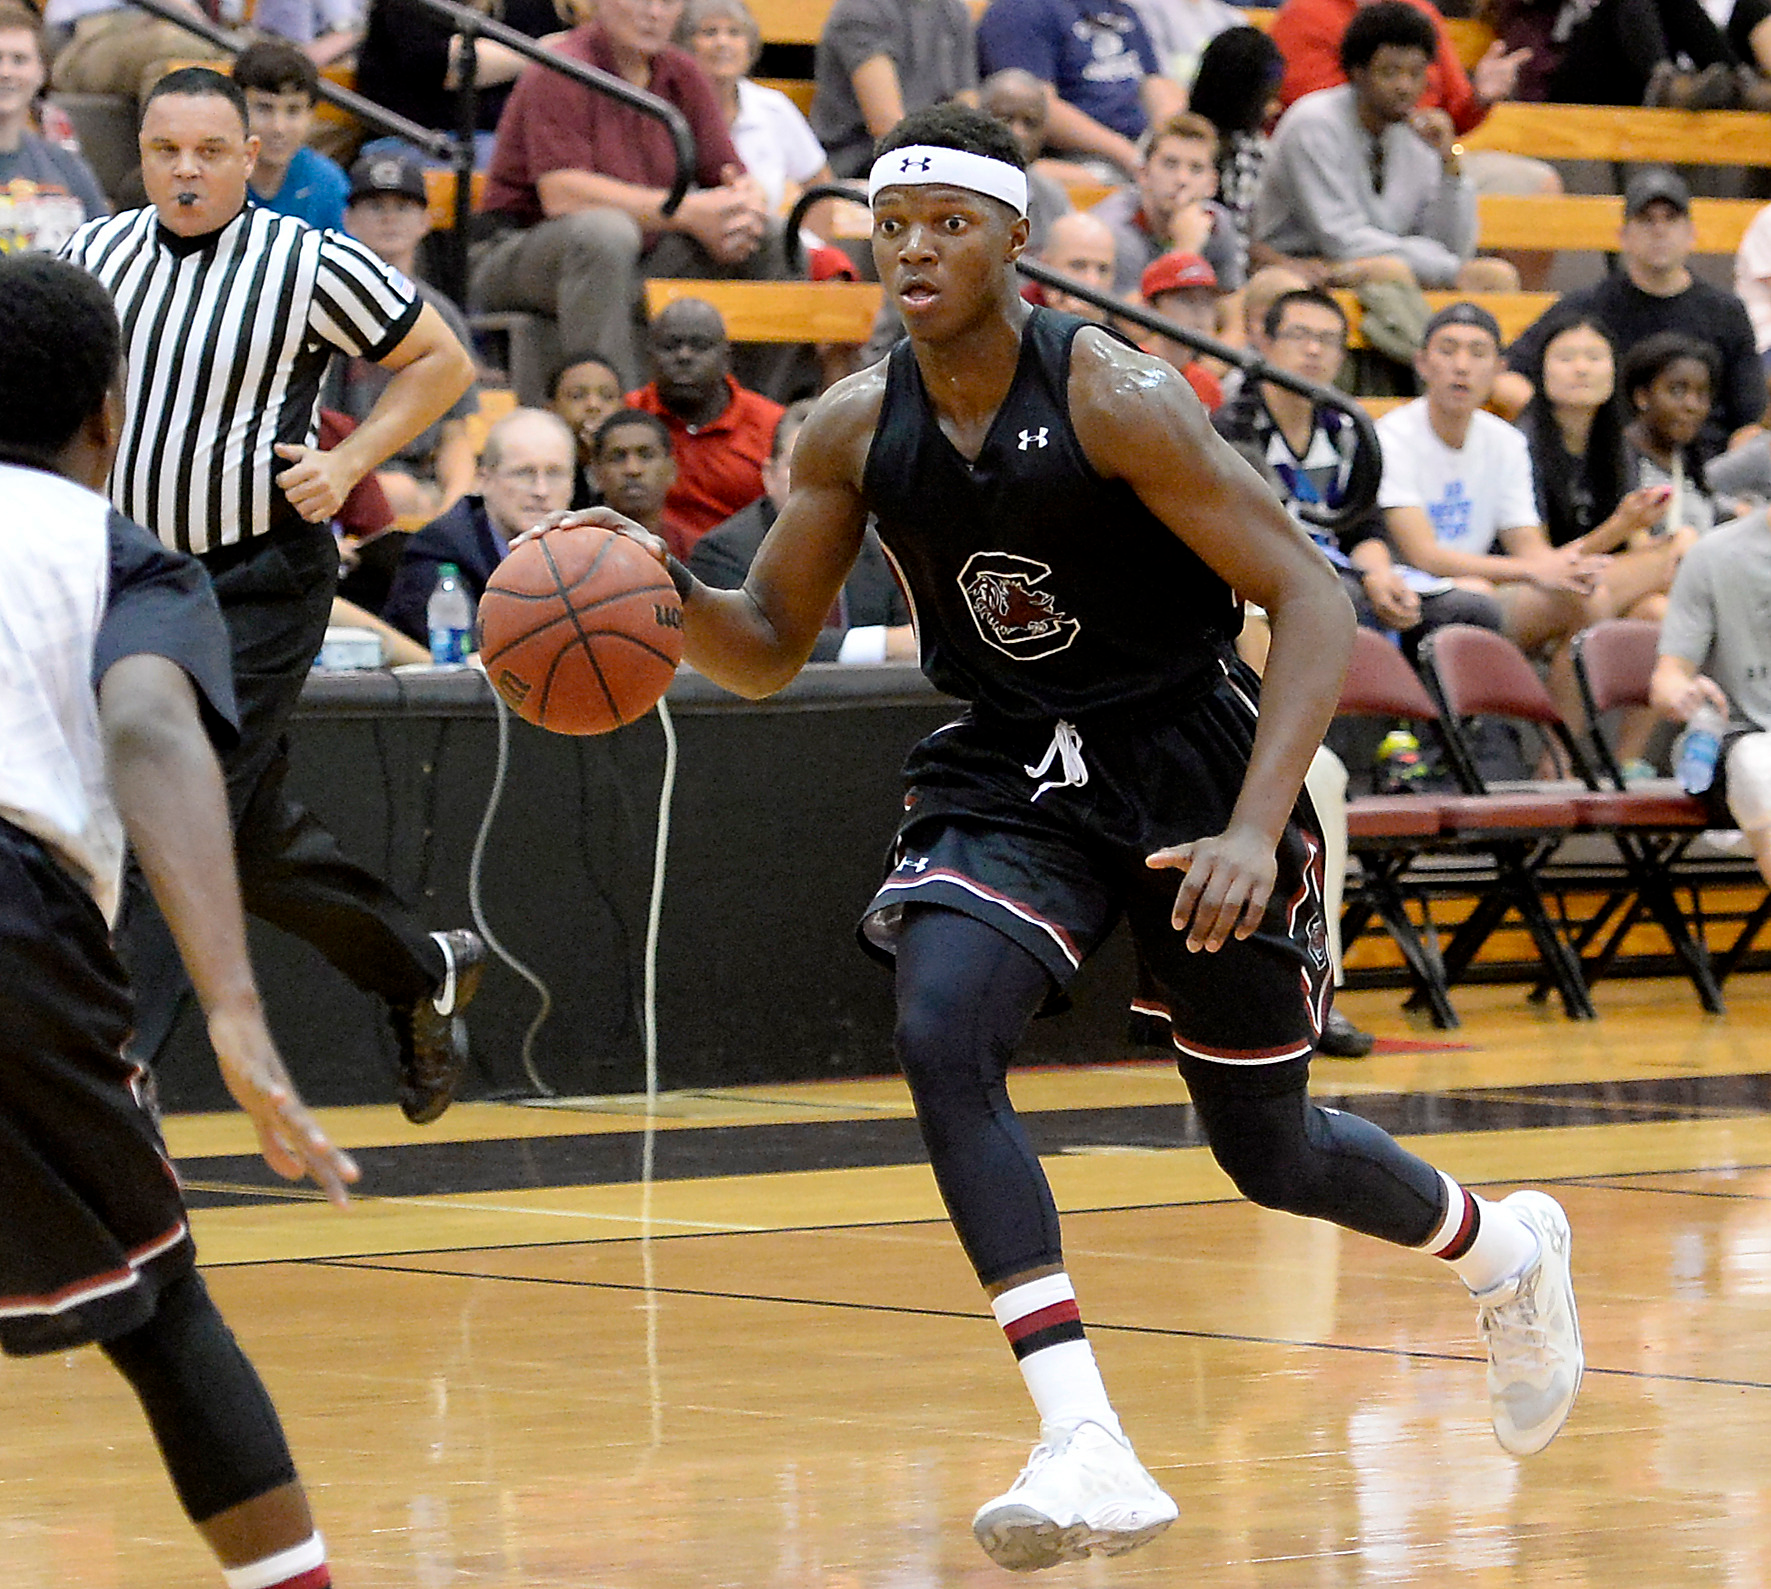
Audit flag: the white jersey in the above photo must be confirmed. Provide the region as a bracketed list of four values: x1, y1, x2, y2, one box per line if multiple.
[0, 468, 124, 920]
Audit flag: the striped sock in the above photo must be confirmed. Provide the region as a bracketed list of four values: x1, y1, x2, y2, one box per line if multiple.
[1421, 1172, 1540, 1293]
[221, 1534, 329, 1589]
[991, 1274, 1122, 1438]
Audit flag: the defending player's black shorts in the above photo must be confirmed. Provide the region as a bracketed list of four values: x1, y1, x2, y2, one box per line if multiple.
[860, 662, 1333, 1066]
[0, 819, 194, 1357]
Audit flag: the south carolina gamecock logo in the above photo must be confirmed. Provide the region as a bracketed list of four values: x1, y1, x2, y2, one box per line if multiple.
[958, 551, 1081, 661]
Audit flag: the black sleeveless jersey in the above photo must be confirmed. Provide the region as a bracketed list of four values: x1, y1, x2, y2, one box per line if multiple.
[862, 308, 1241, 721]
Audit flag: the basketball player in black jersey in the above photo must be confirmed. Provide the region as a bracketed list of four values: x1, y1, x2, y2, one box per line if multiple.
[539, 104, 1584, 1572]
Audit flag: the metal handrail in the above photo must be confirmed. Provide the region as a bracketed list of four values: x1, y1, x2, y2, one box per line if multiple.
[784, 181, 1383, 535]
[120, 0, 698, 305]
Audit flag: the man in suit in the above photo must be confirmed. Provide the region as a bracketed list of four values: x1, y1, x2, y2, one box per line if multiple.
[690, 400, 914, 662]
[383, 408, 577, 641]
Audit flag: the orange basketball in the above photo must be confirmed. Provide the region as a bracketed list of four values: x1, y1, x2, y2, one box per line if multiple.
[477, 526, 684, 735]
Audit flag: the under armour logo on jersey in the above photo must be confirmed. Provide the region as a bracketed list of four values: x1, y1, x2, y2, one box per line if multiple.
[898, 155, 933, 173]
[1018, 428, 1049, 450]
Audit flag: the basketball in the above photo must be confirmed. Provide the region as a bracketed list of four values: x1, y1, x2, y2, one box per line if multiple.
[477, 526, 684, 735]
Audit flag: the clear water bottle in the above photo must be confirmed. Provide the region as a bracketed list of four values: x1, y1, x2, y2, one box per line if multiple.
[426, 562, 474, 666]
[1677, 703, 1726, 795]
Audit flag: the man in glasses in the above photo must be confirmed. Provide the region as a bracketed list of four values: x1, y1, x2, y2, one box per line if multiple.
[383, 407, 580, 639]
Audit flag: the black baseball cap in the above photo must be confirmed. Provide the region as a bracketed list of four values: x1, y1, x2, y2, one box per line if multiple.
[1623, 167, 1691, 219]
[1421, 301, 1502, 348]
[348, 152, 428, 206]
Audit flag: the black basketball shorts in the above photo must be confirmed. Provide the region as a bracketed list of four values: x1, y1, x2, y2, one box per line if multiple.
[0, 820, 194, 1357]
[860, 667, 1333, 1066]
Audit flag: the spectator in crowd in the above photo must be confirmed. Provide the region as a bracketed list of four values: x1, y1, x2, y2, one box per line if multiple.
[691, 400, 916, 660]
[1274, 0, 1537, 138]
[549, 348, 624, 508]
[1652, 506, 1771, 886]
[1736, 195, 1771, 365]
[1513, 313, 1685, 767]
[625, 297, 783, 548]
[1216, 260, 1309, 402]
[0, 4, 106, 252]
[1622, 331, 1737, 539]
[684, 0, 837, 219]
[1485, 0, 1765, 108]
[1269, 0, 1560, 284]
[1091, 111, 1243, 304]
[1186, 24, 1285, 280]
[383, 408, 578, 641]
[976, 0, 1184, 176]
[473, 0, 791, 391]
[46, 0, 228, 107]
[1138, 248, 1225, 408]
[330, 152, 481, 518]
[1514, 313, 1686, 610]
[1502, 170, 1767, 461]
[810, 0, 977, 178]
[1131, 0, 1244, 85]
[1031, 209, 1119, 319]
[355, 0, 565, 167]
[1380, 304, 1604, 713]
[234, 41, 350, 232]
[252, 0, 364, 68]
[979, 67, 1071, 249]
[1254, 2, 1518, 292]
[591, 407, 693, 554]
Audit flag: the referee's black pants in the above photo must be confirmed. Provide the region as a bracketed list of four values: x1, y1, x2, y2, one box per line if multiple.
[118, 528, 443, 1067]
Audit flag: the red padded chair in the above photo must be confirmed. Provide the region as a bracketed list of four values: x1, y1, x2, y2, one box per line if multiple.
[1336, 630, 1460, 1026]
[1426, 623, 1720, 1013]
[1572, 618, 1762, 995]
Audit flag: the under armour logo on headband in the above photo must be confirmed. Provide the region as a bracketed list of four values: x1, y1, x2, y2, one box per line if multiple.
[867, 144, 1029, 216]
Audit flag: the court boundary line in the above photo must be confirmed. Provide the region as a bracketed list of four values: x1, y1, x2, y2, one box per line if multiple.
[294, 1256, 1771, 1395]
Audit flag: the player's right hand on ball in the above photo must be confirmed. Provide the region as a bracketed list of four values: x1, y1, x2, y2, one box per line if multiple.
[509, 507, 668, 565]
[209, 1005, 361, 1209]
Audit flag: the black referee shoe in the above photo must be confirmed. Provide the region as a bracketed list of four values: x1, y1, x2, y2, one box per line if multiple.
[392, 929, 487, 1124]
[1315, 1008, 1375, 1059]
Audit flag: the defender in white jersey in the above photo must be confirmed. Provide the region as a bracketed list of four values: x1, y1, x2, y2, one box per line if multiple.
[0, 254, 358, 1589]
[61, 68, 486, 1123]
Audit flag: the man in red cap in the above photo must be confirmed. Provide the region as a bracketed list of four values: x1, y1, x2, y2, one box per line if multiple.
[1139, 250, 1225, 410]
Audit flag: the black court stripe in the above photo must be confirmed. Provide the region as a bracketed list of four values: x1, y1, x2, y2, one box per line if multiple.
[175, 1069, 1771, 1207]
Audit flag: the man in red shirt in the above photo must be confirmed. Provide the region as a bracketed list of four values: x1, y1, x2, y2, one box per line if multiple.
[626, 297, 784, 552]
[470, 0, 784, 391]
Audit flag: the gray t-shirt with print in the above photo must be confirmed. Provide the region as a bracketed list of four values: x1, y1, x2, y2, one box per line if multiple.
[1659, 508, 1771, 732]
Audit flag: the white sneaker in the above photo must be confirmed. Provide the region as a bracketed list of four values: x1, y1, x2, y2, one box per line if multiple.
[1474, 1190, 1584, 1456]
[970, 1419, 1178, 1572]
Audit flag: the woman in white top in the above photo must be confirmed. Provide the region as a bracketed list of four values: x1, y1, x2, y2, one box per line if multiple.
[681, 0, 836, 216]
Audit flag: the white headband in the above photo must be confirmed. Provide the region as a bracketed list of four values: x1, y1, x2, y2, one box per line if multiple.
[867, 145, 1029, 216]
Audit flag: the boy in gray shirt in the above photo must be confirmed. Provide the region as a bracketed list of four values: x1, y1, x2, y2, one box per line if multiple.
[1652, 508, 1771, 885]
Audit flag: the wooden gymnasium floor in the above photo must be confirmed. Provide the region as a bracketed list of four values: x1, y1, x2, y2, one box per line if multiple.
[8, 977, 1771, 1586]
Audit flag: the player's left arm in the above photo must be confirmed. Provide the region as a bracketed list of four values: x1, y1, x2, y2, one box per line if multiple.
[1069, 329, 1357, 951]
[276, 302, 476, 524]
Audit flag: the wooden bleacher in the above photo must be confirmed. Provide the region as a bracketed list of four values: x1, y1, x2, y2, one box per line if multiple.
[645, 277, 884, 341]
[1463, 102, 1771, 167]
[1477, 192, 1759, 254]
[1333, 289, 1556, 350]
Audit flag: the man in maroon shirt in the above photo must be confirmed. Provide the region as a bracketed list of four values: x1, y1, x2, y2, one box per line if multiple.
[625, 297, 783, 551]
[470, 0, 786, 390]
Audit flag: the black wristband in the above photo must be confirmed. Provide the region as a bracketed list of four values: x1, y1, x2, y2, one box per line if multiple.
[665, 553, 695, 602]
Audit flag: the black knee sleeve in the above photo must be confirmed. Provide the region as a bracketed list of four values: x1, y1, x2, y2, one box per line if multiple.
[894, 908, 1064, 1285]
[100, 1270, 297, 1523]
[1181, 1057, 1446, 1247]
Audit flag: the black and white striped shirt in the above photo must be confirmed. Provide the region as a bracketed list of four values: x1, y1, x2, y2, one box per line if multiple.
[61, 205, 422, 556]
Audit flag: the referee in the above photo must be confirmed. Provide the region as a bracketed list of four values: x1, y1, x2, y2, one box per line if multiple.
[62, 67, 484, 1124]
